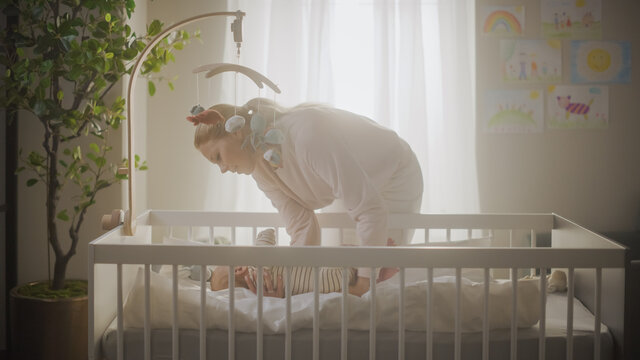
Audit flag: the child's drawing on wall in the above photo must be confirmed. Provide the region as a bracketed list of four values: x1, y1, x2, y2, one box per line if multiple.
[484, 89, 544, 133]
[501, 40, 562, 83]
[547, 85, 608, 129]
[482, 6, 525, 37]
[571, 41, 632, 84]
[541, 0, 601, 39]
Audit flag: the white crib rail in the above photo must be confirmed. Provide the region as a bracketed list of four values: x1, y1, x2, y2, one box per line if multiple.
[89, 212, 626, 360]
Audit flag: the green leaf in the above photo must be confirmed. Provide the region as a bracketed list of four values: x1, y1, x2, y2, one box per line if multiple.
[139, 165, 148, 171]
[56, 209, 70, 221]
[123, 47, 137, 60]
[33, 100, 46, 116]
[168, 81, 174, 91]
[105, 52, 114, 59]
[73, 146, 82, 160]
[148, 19, 162, 37]
[57, 90, 64, 101]
[147, 81, 156, 96]
[89, 143, 100, 153]
[105, 13, 111, 22]
[95, 157, 106, 168]
[26, 179, 38, 187]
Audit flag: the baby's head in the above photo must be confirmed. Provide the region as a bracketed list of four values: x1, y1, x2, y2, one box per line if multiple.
[210, 266, 251, 291]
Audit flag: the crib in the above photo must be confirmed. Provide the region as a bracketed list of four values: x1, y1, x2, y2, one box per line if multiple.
[88, 210, 627, 360]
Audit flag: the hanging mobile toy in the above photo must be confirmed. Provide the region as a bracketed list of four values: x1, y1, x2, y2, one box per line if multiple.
[190, 104, 205, 115]
[190, 74, 205, 115]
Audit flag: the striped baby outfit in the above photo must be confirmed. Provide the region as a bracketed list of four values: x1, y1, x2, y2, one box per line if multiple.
[251, 229, 356, 295]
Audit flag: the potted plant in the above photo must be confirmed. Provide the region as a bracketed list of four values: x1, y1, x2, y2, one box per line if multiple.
[0, 0, 198, 358]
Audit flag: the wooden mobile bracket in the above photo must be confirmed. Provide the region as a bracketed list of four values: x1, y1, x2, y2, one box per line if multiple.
[101, 10, 280, 234]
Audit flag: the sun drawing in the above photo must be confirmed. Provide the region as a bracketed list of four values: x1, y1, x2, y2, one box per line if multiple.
[576, 41, 622, 82]
[587, 48, 611, 73]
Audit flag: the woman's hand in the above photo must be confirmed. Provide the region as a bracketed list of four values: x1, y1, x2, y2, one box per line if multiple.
[245, 269, 285, 298]
[186, 108, 225, 126]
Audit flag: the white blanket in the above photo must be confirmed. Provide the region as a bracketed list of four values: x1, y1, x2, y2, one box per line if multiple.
[123, 267, 540, 334]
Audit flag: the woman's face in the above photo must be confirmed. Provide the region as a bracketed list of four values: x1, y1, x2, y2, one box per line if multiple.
[199, 134, 257, 175]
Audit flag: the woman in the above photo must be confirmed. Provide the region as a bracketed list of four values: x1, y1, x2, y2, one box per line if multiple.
[187, 98, 423, 296]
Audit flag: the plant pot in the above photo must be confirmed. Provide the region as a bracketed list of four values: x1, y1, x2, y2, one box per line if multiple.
[10, 281, 88, 360]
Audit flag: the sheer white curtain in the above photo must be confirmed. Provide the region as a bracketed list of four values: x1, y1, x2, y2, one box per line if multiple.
[204, 0, 478, 214]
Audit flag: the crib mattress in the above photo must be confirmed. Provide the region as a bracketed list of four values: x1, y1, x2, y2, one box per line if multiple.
[101, 293, 613, 360]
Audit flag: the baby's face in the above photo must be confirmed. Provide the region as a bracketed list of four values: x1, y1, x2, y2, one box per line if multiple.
[210, 266, 250, 291]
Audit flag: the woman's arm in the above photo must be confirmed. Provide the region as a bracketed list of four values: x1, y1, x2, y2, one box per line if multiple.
[253, 169, 322, 246]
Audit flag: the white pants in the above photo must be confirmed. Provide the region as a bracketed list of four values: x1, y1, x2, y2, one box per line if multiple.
[322, 152, 423, 246]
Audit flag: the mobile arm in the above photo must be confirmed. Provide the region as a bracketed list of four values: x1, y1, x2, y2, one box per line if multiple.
[101, 10, 278, 235]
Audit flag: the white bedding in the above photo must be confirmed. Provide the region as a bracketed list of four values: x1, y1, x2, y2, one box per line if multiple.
[123, 267, 542, 333]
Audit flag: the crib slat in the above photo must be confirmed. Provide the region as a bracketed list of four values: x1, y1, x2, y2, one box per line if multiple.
[455, 267, 462, 360]
[483, 268, 490, 360]
[341, 266, 349, 360]
[424, 228, 429, 245]
[594, 267, 602, 360]
[285, 266, 292, 360]
[530, 230, 537, 276]
[511, 267, 518, 360]
[398, 267, 405, 360]
[209, 226, 214, 244]
[88, 250, 95, 360]
[426, 267, 433, 360]
[144, 264, 151, 360]
[257, 266, 264, 360]
[538, 267, 546, 360]
[370, 268, 376, 360]
[188, 226, 193, 242]
[200, 265, 206, 360]
[231, 226, 236, 245]
[446, 228, 451, 242]
[566, 268, 574, 360]
[252, 227, 257, 245]
[229, 266, 235, 360]
[172, 265, 179, 360]
[509, 230, 514, 251]
[313, 266, 320, 360]
[117, 264, 124, 360]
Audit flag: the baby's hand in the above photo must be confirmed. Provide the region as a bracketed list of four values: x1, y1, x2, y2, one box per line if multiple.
[186, 108, 224, 126]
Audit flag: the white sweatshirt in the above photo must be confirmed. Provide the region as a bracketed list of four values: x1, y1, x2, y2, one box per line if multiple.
[251, 106, 423, 278]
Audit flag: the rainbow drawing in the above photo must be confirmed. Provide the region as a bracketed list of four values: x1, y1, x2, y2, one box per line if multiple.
[483, 7, 524, 36]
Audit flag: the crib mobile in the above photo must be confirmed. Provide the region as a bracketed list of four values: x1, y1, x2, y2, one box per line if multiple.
[100, 10, 281, 236]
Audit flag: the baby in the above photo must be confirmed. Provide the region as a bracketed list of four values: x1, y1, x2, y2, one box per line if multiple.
[210, 229, 357, 297]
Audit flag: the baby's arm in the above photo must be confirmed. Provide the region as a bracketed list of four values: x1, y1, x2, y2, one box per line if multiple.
[245, 229, 285, 298]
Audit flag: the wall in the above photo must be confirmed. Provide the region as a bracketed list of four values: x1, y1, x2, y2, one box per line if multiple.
[476, 0, 640, 232]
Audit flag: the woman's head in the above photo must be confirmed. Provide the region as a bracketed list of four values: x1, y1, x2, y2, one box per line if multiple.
[191, 98, 287, 175]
